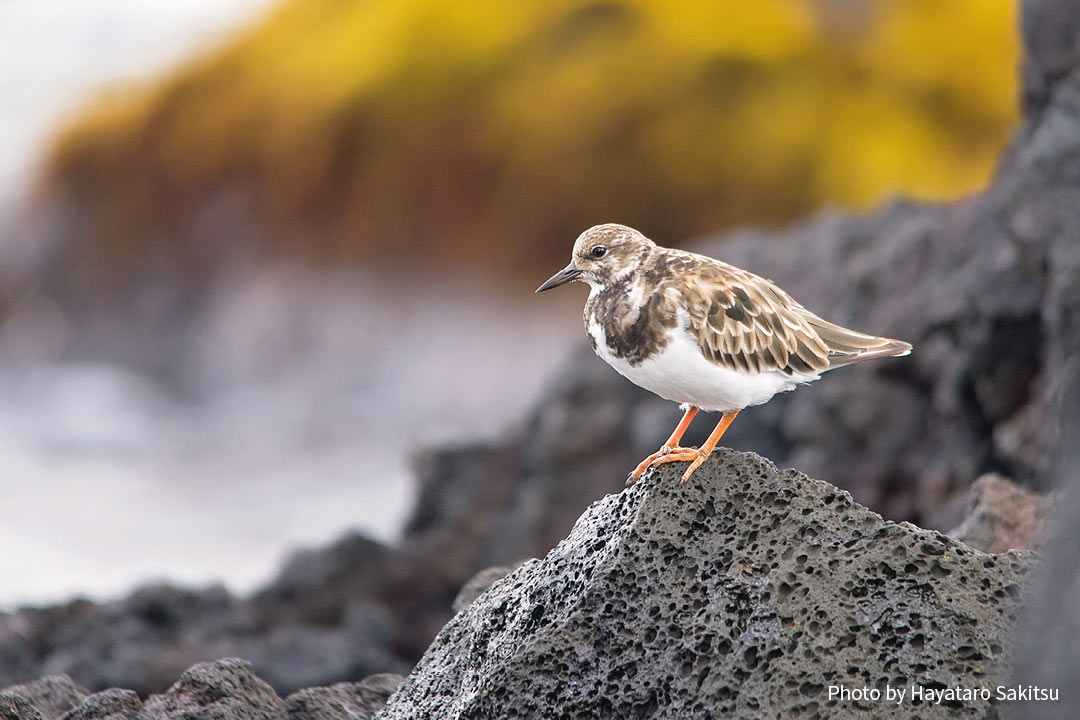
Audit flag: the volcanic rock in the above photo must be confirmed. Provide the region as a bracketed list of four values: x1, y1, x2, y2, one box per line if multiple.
[380, 450, 1035, 719]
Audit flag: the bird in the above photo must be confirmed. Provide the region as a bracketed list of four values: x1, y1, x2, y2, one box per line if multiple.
[536, 223, 912, 483]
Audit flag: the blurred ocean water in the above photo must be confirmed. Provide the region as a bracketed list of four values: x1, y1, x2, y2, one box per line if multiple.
[0, 266, 577, 607]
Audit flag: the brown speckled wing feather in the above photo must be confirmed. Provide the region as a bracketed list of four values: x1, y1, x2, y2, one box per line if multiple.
[678, 254, 910, 375]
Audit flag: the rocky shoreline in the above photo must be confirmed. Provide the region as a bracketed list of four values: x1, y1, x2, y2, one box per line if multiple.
[2, 452, 1040, 719]
[0, 660, 403, 720]
[2, 0, 1080, 716]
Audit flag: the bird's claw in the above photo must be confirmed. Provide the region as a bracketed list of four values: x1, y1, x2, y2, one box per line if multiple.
[629, 444, 704, 485]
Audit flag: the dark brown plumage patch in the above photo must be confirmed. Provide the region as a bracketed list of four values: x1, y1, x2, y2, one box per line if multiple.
[585, 278, 678, 365]
[723, 304, 746, 324]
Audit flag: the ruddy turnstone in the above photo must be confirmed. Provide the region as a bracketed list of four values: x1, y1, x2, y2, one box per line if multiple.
[536, 223, 912, 483]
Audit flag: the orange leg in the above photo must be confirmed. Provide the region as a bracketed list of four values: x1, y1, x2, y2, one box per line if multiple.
[650, 409, 740, 482]
[628, 406, 700, 483]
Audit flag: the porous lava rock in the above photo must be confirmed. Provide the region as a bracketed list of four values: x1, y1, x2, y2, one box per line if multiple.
[379, 450, 1034, 719]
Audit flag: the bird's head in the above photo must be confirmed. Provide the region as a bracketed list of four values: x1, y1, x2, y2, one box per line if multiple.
[536, 224, 655, 293]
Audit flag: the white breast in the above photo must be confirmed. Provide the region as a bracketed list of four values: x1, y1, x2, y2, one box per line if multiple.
[587, 309, 818, 412]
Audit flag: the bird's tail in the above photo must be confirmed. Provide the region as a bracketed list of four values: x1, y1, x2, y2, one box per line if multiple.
[799, 312, 912, 368]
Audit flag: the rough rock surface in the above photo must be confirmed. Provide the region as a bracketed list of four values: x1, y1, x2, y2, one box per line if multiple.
[0, 676, 87, 719]
[0, 694, 44, 720]
[284, 673, 403, 720]
[380, 451, 1035, 719]
[137, 658, 285, 720]
[452, 567, 518, 615]
[59, 690, 141, 720]
[0, 660, 401, 720]
[947, 474, 1053, 554]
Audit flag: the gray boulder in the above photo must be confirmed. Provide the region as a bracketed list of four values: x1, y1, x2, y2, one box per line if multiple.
[136, 658, 285, 720]
[284, 673, 403, 720]
[948, 474, 1053, 554]
[0, 676, 87, 720]
[379, 450, 1034, 719]
[0, 694, 46, 720]
[14, 664, 404, 720]
[0, 571, 408, 698]
[27, 585, 240, 696]
[59, 690, 141, 720]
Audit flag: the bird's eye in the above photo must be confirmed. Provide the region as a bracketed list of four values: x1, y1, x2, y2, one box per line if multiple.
[591, 245, 607, 258]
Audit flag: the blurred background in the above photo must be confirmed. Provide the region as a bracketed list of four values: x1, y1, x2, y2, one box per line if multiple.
[0, 0, 1020, 610]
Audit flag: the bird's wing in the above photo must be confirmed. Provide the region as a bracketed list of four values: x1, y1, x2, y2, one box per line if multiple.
[678, 256, 909, 375]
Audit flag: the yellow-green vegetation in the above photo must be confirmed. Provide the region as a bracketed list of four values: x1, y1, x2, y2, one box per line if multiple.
[50, 0, 1019, 275]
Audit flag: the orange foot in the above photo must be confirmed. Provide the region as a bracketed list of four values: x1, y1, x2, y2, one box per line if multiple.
[628, 409, 741, 484]
[649, 448, 711, 482]
[628, 445, 695, 484]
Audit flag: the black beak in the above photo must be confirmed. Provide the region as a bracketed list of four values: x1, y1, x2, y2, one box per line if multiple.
[535, 262, 582, 293]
